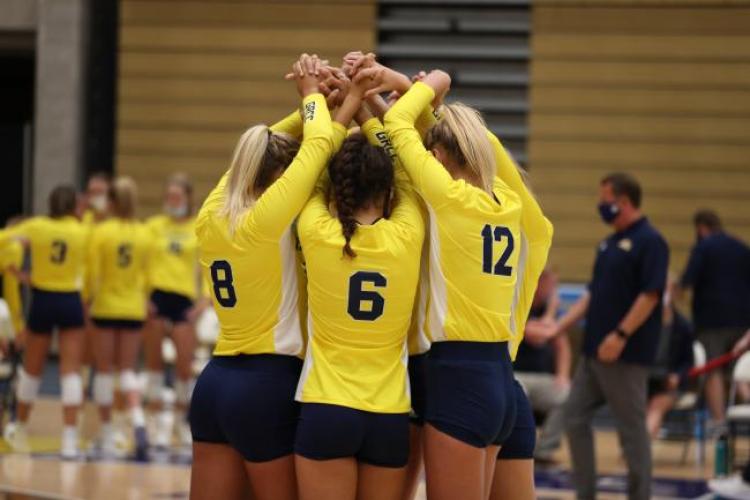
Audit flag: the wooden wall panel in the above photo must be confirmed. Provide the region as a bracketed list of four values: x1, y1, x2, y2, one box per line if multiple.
[117, 0, 375, 214]
[529, 2, 750, 281]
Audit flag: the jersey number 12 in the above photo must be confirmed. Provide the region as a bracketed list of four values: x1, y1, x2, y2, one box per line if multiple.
[481, 224, 514, 276]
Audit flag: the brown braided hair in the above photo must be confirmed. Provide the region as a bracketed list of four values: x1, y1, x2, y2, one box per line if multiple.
[328, 133, 393, 258]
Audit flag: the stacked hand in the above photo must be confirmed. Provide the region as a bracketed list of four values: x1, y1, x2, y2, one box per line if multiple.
[285, 53, 327, 98]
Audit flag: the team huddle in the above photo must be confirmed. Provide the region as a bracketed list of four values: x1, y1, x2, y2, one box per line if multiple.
[189, 52, 551, 500]
[0, 50, 553, 500]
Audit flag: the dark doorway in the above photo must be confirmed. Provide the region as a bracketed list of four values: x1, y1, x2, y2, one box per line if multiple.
[0, 52, 34, 225]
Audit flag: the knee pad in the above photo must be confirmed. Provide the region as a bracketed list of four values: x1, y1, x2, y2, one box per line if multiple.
[93, 373, 114, 406]
[61, 373, 83, 406]
[119, 370, 139, 392]
[175, 378, 195, 406]
[17, 368, 41, 403]
[145, 370, 165, 402]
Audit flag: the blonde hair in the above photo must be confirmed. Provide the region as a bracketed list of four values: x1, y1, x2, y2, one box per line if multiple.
[221, 125, 300, 235]
[109, 176, 138, 219]
[426, 102, 497, 194]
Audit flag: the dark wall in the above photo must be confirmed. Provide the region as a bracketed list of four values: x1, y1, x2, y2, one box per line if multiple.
[0, 53, 34, 224]
[82, 0, 119, 181]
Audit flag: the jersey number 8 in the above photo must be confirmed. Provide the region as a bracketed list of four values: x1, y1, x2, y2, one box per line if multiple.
[210, 260, 237, 308]
[348, 271, 387, 321]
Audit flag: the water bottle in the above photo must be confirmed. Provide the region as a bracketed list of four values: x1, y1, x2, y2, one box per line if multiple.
[715, 432, 729, 477]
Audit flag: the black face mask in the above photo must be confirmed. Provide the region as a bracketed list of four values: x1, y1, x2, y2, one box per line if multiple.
[597, 202, 619, 225]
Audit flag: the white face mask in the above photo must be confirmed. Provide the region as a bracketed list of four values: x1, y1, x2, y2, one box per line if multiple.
[165, 204, 188, 219]
[89, 194, 108, 213]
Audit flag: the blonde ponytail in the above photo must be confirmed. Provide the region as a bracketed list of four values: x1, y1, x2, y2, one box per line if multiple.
[220, 125, 301, 236]
[221, 125, 270, 236]
[426, 102, 497, 194]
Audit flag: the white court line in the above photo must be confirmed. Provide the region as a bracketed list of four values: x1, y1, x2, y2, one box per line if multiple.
[0, 484, 82, 500]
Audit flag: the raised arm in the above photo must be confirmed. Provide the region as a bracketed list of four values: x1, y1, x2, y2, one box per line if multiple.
[247, 91, 334, 240]
[383, 79, 455, 207]
[270, 109, 303, 138]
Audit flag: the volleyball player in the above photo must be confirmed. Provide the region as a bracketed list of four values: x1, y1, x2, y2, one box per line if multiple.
[293, 75, 425, 499]
[189, 54, 332, 500]
[82, 172, 111, 225]
[0, 217, 27, 343]
[144, 173, 206, 447]
[88, 177, 152, 460]
[486, 131, 554, 500]
[0, 186, 88, 458]
[349, 66, 524, 499]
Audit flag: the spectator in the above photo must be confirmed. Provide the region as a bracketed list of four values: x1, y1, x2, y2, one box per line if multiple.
[556, 172, 669, 500]
[514, 268, 571, 464]
[680, 209, 750, 427]
[646, 280, 694, 439]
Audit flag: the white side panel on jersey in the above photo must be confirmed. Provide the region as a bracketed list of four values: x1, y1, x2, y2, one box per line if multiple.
[509, 231, 529, 355]
[274, 227, 303, 356]
[414, 241, 432, 354]
[294, 309, 315, 401]
[425, 204, 448, 342]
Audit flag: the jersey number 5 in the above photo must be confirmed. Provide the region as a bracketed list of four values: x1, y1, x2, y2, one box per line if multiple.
[481, 224, 514, 276]
[117, 243, 133, 268]
[210, 260, 237, 308]
[348, 271, 386, 321]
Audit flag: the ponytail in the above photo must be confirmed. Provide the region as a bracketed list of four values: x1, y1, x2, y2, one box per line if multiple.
[221, 125, 300, 236]
[426, 102, 496, 194]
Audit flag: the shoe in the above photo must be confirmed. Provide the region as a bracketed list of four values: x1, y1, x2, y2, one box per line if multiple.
[60, 428, 80, 460]
[133, 426, 149, 462]
[6, 423, 30, 453]
[708, 474, 750, 499]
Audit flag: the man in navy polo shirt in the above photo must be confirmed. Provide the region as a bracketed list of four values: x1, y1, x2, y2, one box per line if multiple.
[556, 172, 669, 500]
[680, 210, 750, 426]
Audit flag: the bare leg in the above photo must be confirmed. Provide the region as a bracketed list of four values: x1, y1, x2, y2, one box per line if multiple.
[93, 328, 116, 423]
[16, 332, 52, 422]
[143, 317, 165, 410]
[296, 455, 356, 500]
[402, 424, 423, 500]
[423, 424, 485, 500]
[490, 459, 535, 500]
[483, 445, 500, 499]
[58, 328, 85, 426]
[191, 442, 253, 500]
[705, 372, 726, 422]
[117, 329, 144, 415]
[646, 393, 677, 439]
[172, 322, 196, 413]
[357, 462, 407, 500]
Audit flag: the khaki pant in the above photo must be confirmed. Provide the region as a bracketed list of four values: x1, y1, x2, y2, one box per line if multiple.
[515, 371, 569, 458]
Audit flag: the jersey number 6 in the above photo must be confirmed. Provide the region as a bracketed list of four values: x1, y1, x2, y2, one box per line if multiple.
[210, 260, 237, 308]
[348, 271, 387, 321]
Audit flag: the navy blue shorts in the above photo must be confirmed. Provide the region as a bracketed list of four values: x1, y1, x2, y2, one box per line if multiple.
[151, 289, 192, 324]
[409, 353, 428, 426]
[92, 318, 144, 330]
[27, 288, 85, 334]
[497, 379, 536, 459]
[425, 341, 516, 448]
[189, 354, 302, 462]
[295, 403, 410, 468]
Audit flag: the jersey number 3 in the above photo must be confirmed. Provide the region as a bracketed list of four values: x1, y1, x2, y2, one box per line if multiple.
[210, 260, 237, 308]
[348, 271, 386, 321]
[481, 224, 514, 276]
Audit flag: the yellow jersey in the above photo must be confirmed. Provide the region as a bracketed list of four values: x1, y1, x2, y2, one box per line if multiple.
[385, 82, 525, 346]
[146, 215, 200, 299]
[295, 118, 425, 413]
[0, 241, 25, 333]
[197, 93, 334, 357]
[0, 216, 88, 293]
[88, 218, 152, 321]
[486, 132, 554, 357]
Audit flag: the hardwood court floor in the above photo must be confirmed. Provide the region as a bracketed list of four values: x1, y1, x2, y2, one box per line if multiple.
[0, 399, 720, 499]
